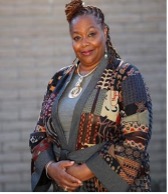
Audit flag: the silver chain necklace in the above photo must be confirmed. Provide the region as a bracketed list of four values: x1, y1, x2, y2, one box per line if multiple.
[68, 65, 97, 98]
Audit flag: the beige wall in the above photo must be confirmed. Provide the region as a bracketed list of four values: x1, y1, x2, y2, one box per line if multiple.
[0, 0, 166, 191]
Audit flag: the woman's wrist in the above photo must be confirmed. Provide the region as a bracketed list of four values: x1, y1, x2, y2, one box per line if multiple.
[45, 160, 55, 179]
[79, 163, 94, 181]
[67, 163, 94, 181]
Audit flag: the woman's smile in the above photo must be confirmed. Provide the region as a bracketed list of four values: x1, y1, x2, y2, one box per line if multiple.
[81, 49, 94, 56]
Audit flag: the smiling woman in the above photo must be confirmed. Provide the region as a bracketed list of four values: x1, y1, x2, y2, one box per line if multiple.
[70, 14, 107, 70]
[29, 0, 152, 192]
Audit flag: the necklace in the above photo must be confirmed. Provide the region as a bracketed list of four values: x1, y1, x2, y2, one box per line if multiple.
[68, 65, 97, 98]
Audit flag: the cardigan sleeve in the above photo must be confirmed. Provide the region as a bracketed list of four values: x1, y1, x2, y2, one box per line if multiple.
[29, 65, 75, 191]
[86, 64, 152, 191]
[29, 75, 59, 191]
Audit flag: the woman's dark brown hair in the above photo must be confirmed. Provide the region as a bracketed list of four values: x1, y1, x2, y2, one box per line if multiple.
[65, 0, 120, 66]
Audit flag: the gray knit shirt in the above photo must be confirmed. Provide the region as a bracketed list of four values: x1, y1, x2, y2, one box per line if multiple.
[58, 72, 92, 143]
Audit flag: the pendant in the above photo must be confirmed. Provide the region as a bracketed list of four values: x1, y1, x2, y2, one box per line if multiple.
[68, 76, 83, 98]
[68, 86, 82, 98]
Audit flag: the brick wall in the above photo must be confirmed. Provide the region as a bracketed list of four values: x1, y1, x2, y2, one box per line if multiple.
[0, 0, 166, 192]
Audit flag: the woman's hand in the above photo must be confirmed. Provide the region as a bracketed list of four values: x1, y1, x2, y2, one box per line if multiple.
[46, 161, 83, 192]
[66, 163, 94, 182]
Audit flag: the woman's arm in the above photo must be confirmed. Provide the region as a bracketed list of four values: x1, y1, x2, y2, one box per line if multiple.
[29, 71, 80, 191]
[66, 162, 94, 181]
[65, 63, 152, 192]
[46, 160, 83, 191]
[84, 64, 152, 191]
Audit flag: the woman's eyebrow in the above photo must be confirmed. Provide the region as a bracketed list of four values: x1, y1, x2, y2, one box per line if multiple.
[72, 26, 97, 34]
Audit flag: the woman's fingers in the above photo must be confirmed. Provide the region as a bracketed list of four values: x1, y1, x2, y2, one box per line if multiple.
[57, 166, 83, 190]
[62, 170, 82, 185]
[47, 161, 82, 191]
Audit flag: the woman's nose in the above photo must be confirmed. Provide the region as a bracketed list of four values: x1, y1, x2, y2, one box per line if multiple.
[81, 37, 89, 47]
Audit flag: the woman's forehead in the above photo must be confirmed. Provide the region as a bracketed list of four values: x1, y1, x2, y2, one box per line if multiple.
[70, 14, 101, 31]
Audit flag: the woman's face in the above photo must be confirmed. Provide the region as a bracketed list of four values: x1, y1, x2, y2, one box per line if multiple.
[70, 15, 107, 67]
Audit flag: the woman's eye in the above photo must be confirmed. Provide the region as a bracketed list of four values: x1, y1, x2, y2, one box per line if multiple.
[73, 36, 81, 41]
[88, 32, 96, 37]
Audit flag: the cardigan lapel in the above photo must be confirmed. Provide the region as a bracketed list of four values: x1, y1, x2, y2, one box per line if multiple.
[68, 57, 108, 151]
[51, 65, 76, 150]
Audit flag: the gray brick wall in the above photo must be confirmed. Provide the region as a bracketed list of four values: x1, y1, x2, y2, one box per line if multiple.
[0, 0, 166, 192]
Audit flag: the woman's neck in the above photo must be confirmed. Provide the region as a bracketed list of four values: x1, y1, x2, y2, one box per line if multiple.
[78, 62, 99, 76]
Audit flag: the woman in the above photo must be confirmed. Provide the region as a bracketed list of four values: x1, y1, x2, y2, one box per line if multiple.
[29, 0, 152, 192]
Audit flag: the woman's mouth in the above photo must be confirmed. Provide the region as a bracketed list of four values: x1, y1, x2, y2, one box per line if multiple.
[81, 50, 93, 56]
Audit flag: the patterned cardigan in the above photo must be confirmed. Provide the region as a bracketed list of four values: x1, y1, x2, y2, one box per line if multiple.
[29, 57, 152, 192]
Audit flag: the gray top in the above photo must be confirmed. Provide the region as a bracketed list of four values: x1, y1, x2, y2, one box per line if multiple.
[58, 72, 92, 143]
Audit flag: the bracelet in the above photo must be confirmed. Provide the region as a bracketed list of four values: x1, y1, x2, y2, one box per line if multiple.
[45, 160, 54, 180]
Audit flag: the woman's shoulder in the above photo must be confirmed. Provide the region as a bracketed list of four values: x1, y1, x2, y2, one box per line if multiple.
[47, 65, 73, 91]
[115, 58, 141, 77]
[53, 65, 73, 78]
[117, 58, 139, 71]
[52, 64, 73, 80]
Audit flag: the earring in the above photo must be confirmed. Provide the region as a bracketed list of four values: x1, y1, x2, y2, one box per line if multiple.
[104, 45, 108, 58]
[104, 52, 108, 59]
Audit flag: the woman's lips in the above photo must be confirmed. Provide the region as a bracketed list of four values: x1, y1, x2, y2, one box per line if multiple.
[81, 50, 93, 56]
